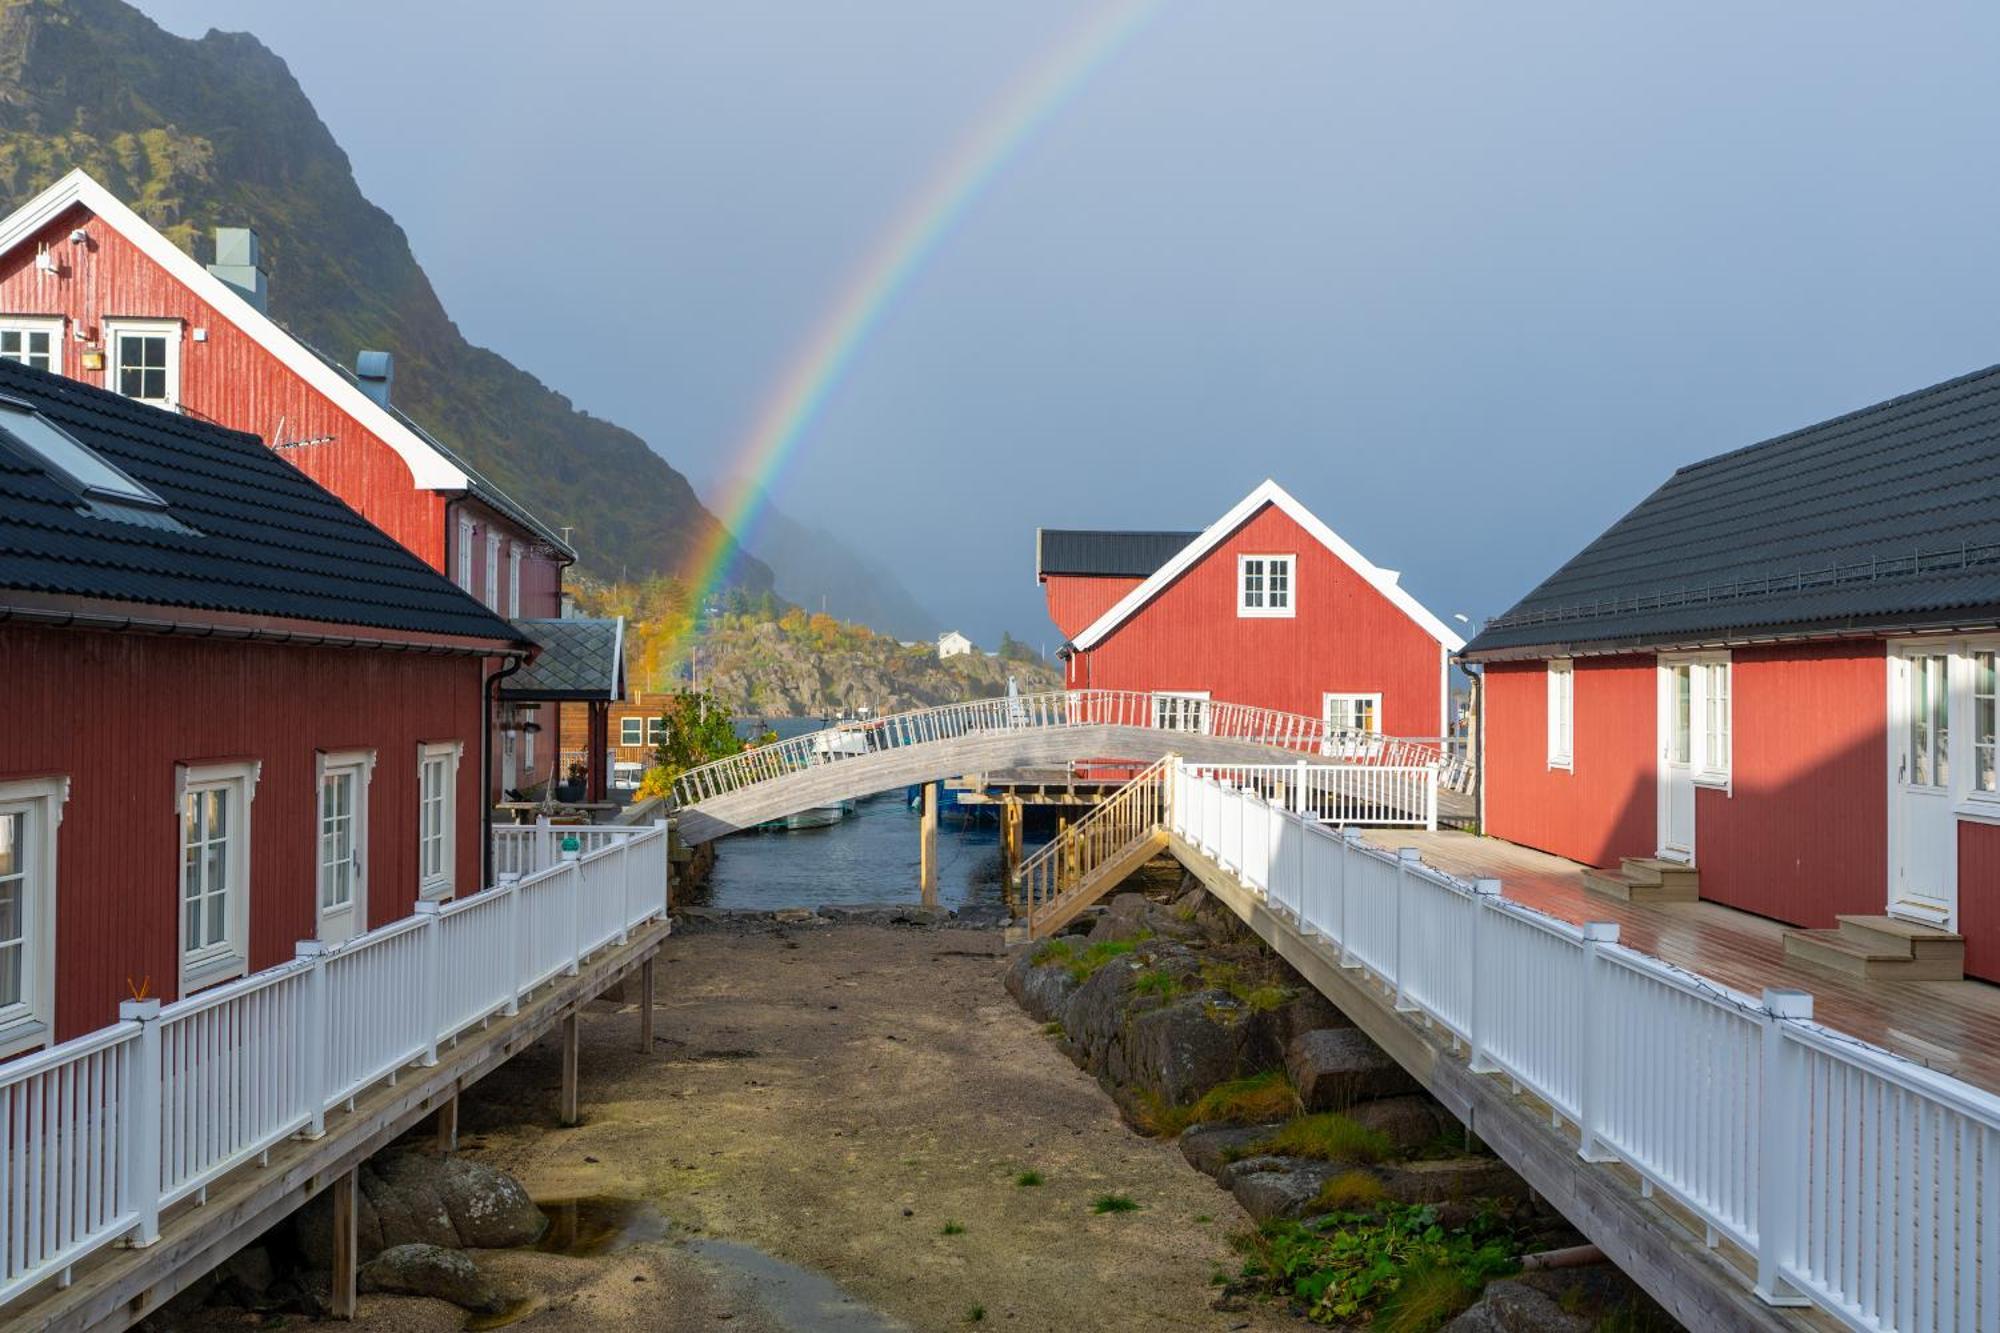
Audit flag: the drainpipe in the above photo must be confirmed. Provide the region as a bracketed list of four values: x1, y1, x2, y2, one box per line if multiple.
[483, 656, 524, 889]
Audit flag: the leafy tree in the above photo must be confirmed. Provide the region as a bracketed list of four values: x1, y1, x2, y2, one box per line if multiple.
[641, 689, 745, 799]
[999, 631, 1039, 662]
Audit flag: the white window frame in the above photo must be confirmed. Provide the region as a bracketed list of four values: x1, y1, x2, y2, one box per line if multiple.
[175, 759, 260, 993]
[103, 318, 182, 412]
[507, 541, 523, 619]
[1951, 635, 2000, 823]
[620, 717, 645, 747]
[1151, 690, 1212, 734]
[646, 717, 668, 746]
[314, 748, 375, 929]
[522, 704, 537, 773]
[1237, 554, 1297, 618]
[0, 776, 68, 1058]
[1547, 659, 1575, 771]
[484, 531, 502, 611]
[1322, 692, 1383, 736]
[456, 517, 476, 593]
[0, 316, 63, 375]
[418, 740, 463, 901]
[1695, 657, 1732, 788]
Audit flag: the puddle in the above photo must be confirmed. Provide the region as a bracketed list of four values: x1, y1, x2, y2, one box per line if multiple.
[463, 1294, 545, 1330]
[687, 1237, 904, 1332]
[534, 1195, 673, 1257]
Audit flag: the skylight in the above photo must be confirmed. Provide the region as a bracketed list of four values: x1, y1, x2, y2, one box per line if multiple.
[0, 397, 167, 510]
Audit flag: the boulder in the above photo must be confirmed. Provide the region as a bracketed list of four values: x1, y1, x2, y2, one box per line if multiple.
[1285, 1028, 1419, 1112]
[1442, 1277, 1592, 1333]
[1004, 950, 1082, 1025]
[1124, 992, 1250, 1104]
[1369, 1156, 1530, 1207]
[1057, 951, 1143, 1072]
[1225, 1157, 1348, 1223]
[432, 1154, 548, 1248]
[1276, 989, 1351, 1044]
[818, 903, 948, 927]
[368, 1152, 465, 1251]
[295, 1151, 545, 1263]
[1345, 1096, 1453, 1154]
[1179, 1123, 1286, 1179]
[359, 1244, 508, 1314]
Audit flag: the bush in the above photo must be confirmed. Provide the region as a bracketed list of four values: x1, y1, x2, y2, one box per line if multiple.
[1237, 1204, 1517, 1328]
[1255, 1113, 1394, 1163]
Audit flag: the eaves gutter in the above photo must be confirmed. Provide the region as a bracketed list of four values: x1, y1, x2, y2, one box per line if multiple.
[1461, 607, 2000, 664]
[0, 592, 533, 659]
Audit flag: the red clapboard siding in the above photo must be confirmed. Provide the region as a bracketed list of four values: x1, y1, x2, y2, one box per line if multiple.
[1065, 503, 1445, 734]
[1043, 574, 1141, 642]
[1484, 656, 1655, 869]
[1695, 642, 1886, 926]
[1961, 822, 2000, 984]
[3, 623, 485, 1041]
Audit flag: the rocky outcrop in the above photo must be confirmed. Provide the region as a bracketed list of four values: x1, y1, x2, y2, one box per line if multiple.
[297, 1149, 547, 1262]
[359, 1243, 509, 1314]
[1179, 1123, 1284, 1176]
[1286, 1027, 1420, 1111]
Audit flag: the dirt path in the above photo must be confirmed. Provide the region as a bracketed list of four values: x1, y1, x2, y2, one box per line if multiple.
[368, 921, 1292, 1332]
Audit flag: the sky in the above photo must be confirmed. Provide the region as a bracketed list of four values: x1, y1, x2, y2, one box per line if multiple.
[135, 1, 2000, 649]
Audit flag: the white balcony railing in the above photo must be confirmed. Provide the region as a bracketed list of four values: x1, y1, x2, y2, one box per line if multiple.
[1168, 762, 2000, 1332]
[0, 821, 670, 1308]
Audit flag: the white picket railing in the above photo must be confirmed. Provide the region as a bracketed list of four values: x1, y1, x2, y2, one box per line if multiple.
[0, 821, 670, 1308]
[1168, 763, 2000, 1333]
[672, 689, 1454, 807]
[1184, 762, 1438, 830]
[491, 818, 662, 881]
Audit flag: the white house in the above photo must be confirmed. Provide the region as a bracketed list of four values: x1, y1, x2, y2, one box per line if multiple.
[937, 630, 974, 660]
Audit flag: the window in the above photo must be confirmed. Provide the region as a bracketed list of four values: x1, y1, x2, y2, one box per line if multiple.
[1698, 661, 1731, 782]
[177, 761, 258, 991]
[103, 320, 180, 410]
[620, 717, 645, 747]
[484, 532, 501, 610]
[315, 750, 373, 936]
[418, 741, 461, 899]
[0, 776, 65, 1057]
[522, 707, 536, 772]
[456, 519, 475, 592]
[1238, 555, 1296, 617]
[1976, 650, 1996, 797]
[0, 398, 167, 511]
[1909, 653, 1949, 789]
[1152, 691, 1211, 734]
[647, 717, 667, 745]
[1323, 693, 1382, 736]
[0, 318, 61, 373]
[508, 542, 523, 618]
[1546, 660, 1574, 770]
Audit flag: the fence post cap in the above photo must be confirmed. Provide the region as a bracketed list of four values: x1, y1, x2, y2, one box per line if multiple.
[1582, 921, 1620, 943]
[295, 939, 329, 959]
[1396, 846, 1423, 862]
[496, 872, 521, 886]
[1472, 877, 1503, 896]
[119, 997, 162, 1021]
[414, 899, 444, 917]
[1762, 987, 1813, 1020]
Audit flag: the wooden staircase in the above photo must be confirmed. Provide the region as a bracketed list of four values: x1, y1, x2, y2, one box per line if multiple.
[1016, 755, 1172, 939]
[1783, 915, 1966, 982]
[1581, 856, 1700, 904]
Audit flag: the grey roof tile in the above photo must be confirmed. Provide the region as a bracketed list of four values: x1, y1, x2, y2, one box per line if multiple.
[501, 617, 624, 700]
[1037, 528, 1199, 579]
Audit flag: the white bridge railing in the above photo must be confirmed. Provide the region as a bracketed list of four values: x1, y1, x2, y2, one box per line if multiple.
[0, 822, 670, 1308]
[1170, 763, 2000, 1333]
[673, 689, 1454, 807]
[1186, 762, 1437, 830]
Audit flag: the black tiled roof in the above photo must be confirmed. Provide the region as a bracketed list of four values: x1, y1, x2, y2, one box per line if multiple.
[1037, 528, 1199, 579]
[500, 618, 625, 700]
[0, 359, 528, 645]
[1466, 363, 2000, 658]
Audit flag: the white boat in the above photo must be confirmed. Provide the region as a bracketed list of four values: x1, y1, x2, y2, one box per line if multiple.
[758, 800, 855, 831]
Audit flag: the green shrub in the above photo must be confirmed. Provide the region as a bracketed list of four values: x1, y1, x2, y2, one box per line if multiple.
[1239, 1204, 1518, 1327]
[1092, 1194, 1139, 1215]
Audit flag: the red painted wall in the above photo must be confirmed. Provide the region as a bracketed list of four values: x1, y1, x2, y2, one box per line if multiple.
[1695, 642, 1886, 926]
[1483, 655, 1655, 868]
[1042, 574, 1141, 642]
[1061, 503, 1446, 734]
[3, 623, 486, 1041]
[1960, 822, 2000, 984]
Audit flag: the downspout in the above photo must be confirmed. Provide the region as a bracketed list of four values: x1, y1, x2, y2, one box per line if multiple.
[483, 655, 524, 890]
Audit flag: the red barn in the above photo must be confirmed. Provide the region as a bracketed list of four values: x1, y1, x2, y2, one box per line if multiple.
[0, 358, 527, 1051]
[0, 170, 614, 801]
[1464, 364, 2000, 984]
[1037, 480, 1463, 738]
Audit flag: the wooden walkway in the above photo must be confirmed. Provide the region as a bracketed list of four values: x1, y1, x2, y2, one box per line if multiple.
[1363, 830, 2000, 1096]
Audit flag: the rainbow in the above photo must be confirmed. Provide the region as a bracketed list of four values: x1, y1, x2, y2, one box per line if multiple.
[682, 0, 1168, 633]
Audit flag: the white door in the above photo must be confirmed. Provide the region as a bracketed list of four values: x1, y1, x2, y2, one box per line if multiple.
[318, 760, 368, 944]
[1657, 661, 1696, 862]
[1890, 648, 1955, 924]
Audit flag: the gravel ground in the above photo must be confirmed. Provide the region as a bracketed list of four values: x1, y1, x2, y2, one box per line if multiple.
[356, 921, 1293, 1332]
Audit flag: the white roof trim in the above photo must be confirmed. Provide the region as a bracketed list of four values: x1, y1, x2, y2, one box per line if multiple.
[0, 170, 467, 491]
[1069, 479, 1466, 652]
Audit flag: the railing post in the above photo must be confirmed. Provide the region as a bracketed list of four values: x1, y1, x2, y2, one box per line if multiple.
[1338, 828, 1360, 966]
[1393, 848, 1420, 1010]
[1425, 765, 1439, 832]
[1292, 759, 1308, 816]
[1755, 987, 1814, 1307]
[657, 817, 673, 917]
[537, 815, 553, 876]
[1467, 879, 1501, 1073]
[500, 875, 522, 1015]
[567, 860, 583, 977]
[615, 836, 633, 944]
[295, 942, 330, 1137]
[416, 901, 444, 1066]
[118, 997, 163, 1247]
[1577, 921, 1619, 1161]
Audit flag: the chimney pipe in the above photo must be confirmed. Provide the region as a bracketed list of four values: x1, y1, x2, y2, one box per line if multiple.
[355, 349, 394, 407]
[208, 227, 267, 312]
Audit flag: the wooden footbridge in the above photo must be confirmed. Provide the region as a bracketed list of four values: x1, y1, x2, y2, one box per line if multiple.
[670, 689, 1458, 843]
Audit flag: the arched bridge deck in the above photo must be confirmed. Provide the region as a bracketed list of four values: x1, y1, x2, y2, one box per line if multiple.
[671, 691, 1454, 842]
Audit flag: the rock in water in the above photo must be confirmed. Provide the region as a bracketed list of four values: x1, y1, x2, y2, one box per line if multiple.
[359, 1243, 509, 1314]
[1285, 1028, 1419, 1111]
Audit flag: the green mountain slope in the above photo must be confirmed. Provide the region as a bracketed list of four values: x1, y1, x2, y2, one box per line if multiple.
[0, 0, 771, 589]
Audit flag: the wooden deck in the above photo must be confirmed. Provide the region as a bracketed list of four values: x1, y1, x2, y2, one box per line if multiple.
[1362, 830, 2000, 1096]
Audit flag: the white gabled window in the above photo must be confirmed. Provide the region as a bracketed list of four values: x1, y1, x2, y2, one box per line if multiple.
[620, 717, 644, 747]
[177, 760, 259, 992]
[0, 317, 62, 374]
[508, 541, 523, 618]
[1698, 659, 1732, 784]
[456, 518, 476, 593]
[0, 776, 67, 1058]
[1237, 554, 1296, 618]
[418, 741, 462, 900]
[103, 319, 181, 411]
[484, 532, 502, 611]
[1152, 691, 1211, 734]
[1547, 659, 1575, 770]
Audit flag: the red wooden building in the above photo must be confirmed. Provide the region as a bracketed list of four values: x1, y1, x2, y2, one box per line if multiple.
[0, 358, 527, 1051]
[0, 170, 617, 802]
[1465, 364, 2000, 984]
[1037, 479, 1463, 739]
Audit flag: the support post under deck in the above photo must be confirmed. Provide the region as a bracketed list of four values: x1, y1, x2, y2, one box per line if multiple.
[435, 1089, 459, 1154]
[639, 956, 657, 1053]
[331, 1167, 359, 1320]
[919, 782, 939, 904]
[559, 1010, 582, 1127]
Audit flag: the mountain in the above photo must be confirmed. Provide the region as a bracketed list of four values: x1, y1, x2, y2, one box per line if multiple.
[0, 0, 771, 590]
[737, 503, 942, 642]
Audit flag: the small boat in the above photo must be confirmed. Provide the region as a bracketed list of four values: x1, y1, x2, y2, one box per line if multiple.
[756, 800, 855, 832]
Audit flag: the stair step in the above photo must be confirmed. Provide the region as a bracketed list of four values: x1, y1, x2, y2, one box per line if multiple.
[1620, 857, 1700, 891]
[1583, 866, 1697, 904]
[1835, 915, 1966, 962]
[1783, 928, 1964, 982]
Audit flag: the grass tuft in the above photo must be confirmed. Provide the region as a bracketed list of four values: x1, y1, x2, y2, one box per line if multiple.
[1132, 968, 1182, 1001]
[1092, 1193, 1139, 1215]
[1014, 1169, 1044, 1187]
[1256, 1112, 1395, 1163]
[940, 1220, 965, 1236]
[1375, 1257, 1480, 1333]
[964, 1302, 986, 1324]
[1313, 1168, 1389, 1213]
[1138, 1069, 1299, 1138]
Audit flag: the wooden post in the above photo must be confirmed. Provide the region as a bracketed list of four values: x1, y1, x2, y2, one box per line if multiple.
[331, 1167, 359, 1319]
[436, 1089, 460, 1154]
[639, 956, 657, 1053]
[918, 781, 939, 904]
[559, 1009, 582, 1127]
[1000, 796, 1022, 910]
